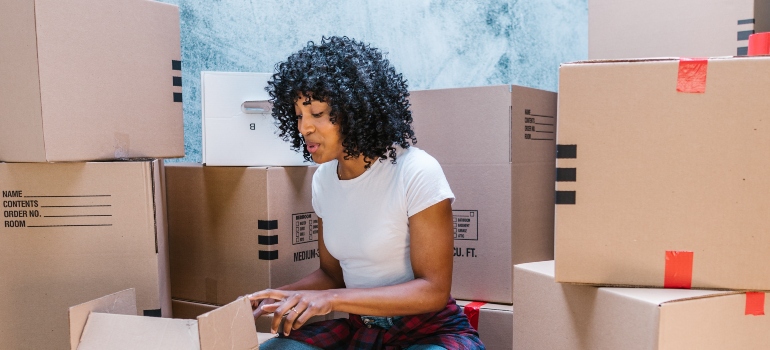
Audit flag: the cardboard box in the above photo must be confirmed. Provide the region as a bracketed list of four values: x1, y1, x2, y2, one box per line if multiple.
[70, 289, 272, 350]
[555, 56, 770, 290]
[0, 0, 183, 162]
[172, 298, 328, 334]
[589, 0, 770, 59]
[201, 71, 311, 166]
[166, 164, 319, 305]
[456, 300, 513, 350]
[0, 160, 170, 350]
[409, 85, 557, 304]
[513, 261, 769, 350]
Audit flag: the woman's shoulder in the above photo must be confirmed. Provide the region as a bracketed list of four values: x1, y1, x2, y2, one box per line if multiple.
[312, 160, 338, 182]
[396, 146, 440, 168]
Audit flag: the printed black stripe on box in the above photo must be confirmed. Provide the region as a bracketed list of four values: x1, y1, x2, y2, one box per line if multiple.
[556, 145, 577, 159]
[556, 168, 577, 182]
[173, 76, 182, 87]
[259, 250, 278, 260]
[172, 60, 182, 70]
[258, 235, 278, 245]
[258, 220, 278, 230]
[143, 309, 162, 317]
[555, 191, 576, 205]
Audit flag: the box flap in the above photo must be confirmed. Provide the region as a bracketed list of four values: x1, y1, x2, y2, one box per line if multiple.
[197, 297, 259, 350]
[659, 292, 770, 348]
[69, 289, 138, 350]
[76, 313, 199, 350]
[0, 0, 46, 162]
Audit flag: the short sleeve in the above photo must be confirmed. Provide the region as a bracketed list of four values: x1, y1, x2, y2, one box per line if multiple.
[404, 150, 455, 217]
[311, 169, 323, 219]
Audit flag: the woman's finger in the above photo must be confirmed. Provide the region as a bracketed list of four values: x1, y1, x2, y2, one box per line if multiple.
[247, 289, 287, 302]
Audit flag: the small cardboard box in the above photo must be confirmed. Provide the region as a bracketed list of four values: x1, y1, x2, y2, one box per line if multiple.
[201, 71, 311, 166]
[0, 160, 170, 350]
[410, 85, 557, 304]
[0, 0, 183, 162]
[456, 300, 513, 350]
[590, 0, 770, 59]
[555, 56, 770, 290]
[166, 164, 319, 305]
[172, 298, 328, 334]
[513, 261, 769, 350]
[70, 289, 271, 350]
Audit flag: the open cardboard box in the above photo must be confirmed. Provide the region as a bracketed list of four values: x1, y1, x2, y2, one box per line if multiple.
[70, 289, 275, 350]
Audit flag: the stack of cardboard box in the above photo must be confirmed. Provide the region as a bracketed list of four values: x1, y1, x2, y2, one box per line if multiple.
[513, 54, 770, 349]
[408, 85, 559, 349]
[0, 0, 184, 348]
[165, 72, 330, 332]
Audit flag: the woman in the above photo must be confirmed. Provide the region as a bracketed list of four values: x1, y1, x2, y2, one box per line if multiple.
[249, 36, 484, 350]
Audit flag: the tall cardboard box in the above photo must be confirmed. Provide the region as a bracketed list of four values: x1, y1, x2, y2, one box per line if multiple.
[0, 0, 183, 162]
[590, 0, 770, 59]
[410, 85, 557, 304]
[514, 261, 769, 350]
[0, 160, 170, 350]
[166, 164, 319, 305]
[201, 71, 311, 166]
[457, 300, 513, 350]
[555, 56, 770, 290]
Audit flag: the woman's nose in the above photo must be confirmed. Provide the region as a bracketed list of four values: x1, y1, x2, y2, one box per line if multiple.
[298, 115, 313, 136]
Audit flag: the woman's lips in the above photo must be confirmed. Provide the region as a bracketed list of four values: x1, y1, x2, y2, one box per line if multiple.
[306, 142, 320, 153]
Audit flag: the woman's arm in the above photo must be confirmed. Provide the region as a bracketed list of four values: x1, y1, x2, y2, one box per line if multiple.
[250, 198, 454, 335]
[251, 217, 345, 317]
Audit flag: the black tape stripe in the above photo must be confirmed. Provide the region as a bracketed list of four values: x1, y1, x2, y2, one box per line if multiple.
[258, 235, 278, 245]
[172, 60, 182, 70]
[738, 30, 754, 41]
[556, 191, 576, 205]
[258, 220, 278, 230]
[259, 250, 278, 260]
[738, 19, 755, 25]
[556, 168, 577, 182]
[173, 92, 182, 102]
[738, 47, 749, 56]
[173, 76, 182, 87]
[143, 309, 162, 317]
[556, 145, 577, 159]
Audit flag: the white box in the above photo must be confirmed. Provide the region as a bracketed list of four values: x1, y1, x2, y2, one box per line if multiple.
[201, 71, 311, 166]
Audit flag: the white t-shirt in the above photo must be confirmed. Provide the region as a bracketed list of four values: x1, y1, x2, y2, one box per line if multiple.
[312, 146, 454, 289]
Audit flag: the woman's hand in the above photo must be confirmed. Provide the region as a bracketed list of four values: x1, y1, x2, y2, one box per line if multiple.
[248, 289, 335, 336]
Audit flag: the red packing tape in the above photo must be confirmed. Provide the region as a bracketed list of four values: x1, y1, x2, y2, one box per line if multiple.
[463, 301, 486, 330]
[745, 292, 766, 316]
[676, 59, 708, 93]
[748, 32, 770, 56]
[664, 251, 693, 289]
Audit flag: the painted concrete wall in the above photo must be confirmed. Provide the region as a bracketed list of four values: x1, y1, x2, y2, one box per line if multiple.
[159, 0, 587, 163]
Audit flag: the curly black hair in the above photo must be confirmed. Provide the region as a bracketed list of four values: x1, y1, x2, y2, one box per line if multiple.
[267, 36, 416, 168]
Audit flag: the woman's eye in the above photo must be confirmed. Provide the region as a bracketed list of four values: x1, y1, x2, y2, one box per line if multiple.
[296, 114, 303, 119]
[312, 113, 322, 118]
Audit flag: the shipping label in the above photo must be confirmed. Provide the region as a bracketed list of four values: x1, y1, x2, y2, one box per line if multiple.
[452, 210, 478, 241]
[3, 190, 112, 229]
[292, 212, 319, 245]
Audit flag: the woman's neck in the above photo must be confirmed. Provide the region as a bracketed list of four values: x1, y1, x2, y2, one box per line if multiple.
[336, 155, 369, 180]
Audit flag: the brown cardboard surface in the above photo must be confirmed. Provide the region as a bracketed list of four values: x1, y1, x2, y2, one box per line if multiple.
[0, 160, 169, 350]
[410, 85, 556, 304]
[456, 300, 514, 350]
[589, 0, 769, 59]
[166, 164, 319, 305]
[0, 0, 183, 162]
[69, 289, 138, 350]
[172, 298, 328, 334]
[72, 293, 260, 350]
[555, 56, 770, 290]
[513, 261, 769, 350]
[0, 0, 45, 161]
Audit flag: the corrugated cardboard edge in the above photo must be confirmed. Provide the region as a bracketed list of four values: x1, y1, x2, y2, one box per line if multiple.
[68, 288, 138, 350]
[153, 159, 172, 317]
[197, 297, 260, 350]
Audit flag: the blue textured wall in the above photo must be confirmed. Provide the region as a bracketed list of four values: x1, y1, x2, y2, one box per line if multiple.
[158, 0, 587, 163]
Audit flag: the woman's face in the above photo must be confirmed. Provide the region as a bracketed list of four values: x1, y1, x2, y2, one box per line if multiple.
[295, 94, 343, 164]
